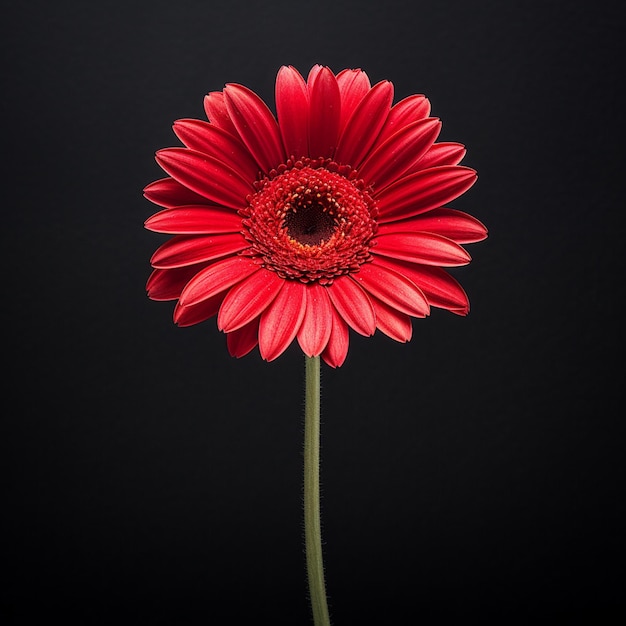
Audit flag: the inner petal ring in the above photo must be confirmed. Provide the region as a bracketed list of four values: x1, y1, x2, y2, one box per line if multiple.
[240, 158, 379, 284]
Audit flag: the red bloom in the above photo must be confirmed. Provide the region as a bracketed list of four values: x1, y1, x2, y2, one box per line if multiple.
[145, 65, 487, 367]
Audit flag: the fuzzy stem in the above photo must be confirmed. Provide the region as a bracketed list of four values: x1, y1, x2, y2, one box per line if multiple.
[304, 355, 330, 626]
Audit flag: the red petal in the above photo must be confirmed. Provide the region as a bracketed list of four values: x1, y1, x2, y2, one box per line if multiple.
[373, 232, 471, 266]
[227, 317, 260, 358]
[217, 269, 284, 332]
[376, 166, 477, 223]
[275, 66, 309, 159]
[203, 91, 238, 137]
[146, 265, 209, 301]
[297, 284, 333, 357]
[374, 94, 431, 146]
[155, 148, 253, 210]
[377, 208, 488, 244]
[374, 257, 470, 313]
[306, 65, 324, 84]
[352, 263, 429, 318]
[173, 293, 224, 327]
[259, 281, 307, 361]
[223, 83, 285, 173]
[335, 80, 394, 168]
[370, 296, 413, 342]
[150, 233, 248, 269]
[321, 306, 349, 368]
[145, 206, 243, 234]
[327, 275, 376, 336]
[173, 119, 260, 182]
[307, 66, 341, 159]
[336, 69, 371, 133]
[143, 177, 209, 209]
[358, 118, 441, 191]
[410, 142, 466, 171]
[178, 256, 259, 307]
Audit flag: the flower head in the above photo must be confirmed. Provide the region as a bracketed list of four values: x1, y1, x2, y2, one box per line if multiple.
[145, 65, 487, 367]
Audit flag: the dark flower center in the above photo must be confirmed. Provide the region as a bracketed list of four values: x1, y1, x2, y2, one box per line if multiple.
[240, 157, 378, 284]
[284, 204, 336, 246]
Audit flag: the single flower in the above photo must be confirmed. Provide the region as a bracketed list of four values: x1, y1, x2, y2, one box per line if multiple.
[145, 65, 487, 367]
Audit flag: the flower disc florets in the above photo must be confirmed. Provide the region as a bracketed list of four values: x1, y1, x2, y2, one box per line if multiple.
[240, 157, 378, 285]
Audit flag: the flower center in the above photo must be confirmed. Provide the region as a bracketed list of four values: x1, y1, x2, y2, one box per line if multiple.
[283, 204, 336, 246]
[240, 158, 378, 284]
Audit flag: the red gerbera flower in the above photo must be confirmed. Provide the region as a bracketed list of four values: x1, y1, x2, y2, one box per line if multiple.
[145, 65, 487, 367]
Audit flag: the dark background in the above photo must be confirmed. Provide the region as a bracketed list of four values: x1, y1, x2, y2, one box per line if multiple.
[2, 1, 624, 623]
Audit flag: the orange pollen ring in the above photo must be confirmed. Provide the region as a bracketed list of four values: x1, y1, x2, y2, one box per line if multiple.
[239, 157, 378, 284]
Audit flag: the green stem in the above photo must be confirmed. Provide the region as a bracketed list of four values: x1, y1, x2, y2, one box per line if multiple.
[304, 355, 330, 626]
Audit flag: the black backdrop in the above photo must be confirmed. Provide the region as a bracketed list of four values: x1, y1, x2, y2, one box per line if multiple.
[3, 1, 624, 623]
